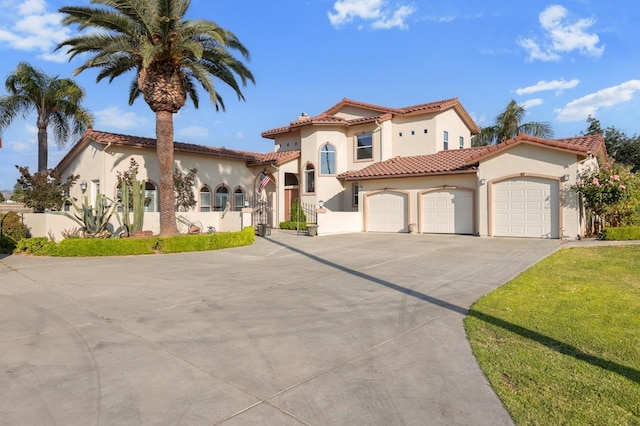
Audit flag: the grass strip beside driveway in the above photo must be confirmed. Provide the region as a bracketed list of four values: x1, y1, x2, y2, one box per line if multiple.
[465, 245, 640, 425]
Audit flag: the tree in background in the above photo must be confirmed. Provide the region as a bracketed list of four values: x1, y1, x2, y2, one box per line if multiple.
[15, 166, 79, 213]
[0, 62, 93, 172]
[582, 115, 640, 172]
[57, 0, 254, 236]
[174, 167, 198, 212]
[472, 100, 554, 146]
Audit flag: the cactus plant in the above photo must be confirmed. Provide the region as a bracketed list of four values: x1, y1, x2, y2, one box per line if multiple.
[59, 194, 118, 238]
[119, 166, 146, 234]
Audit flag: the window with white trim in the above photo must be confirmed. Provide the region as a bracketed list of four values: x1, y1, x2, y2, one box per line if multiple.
[320, 143, 336, 175]
[459, 136, 464, 149]
[144, 182, 157, 212]
[200, 187, 211, 212]
[443, 131, 449, 150]
[353, 183, 359, 207]
[356, 133, 373, 160]
[305, 164, 315, 193]
[234, 188, 245, 211]
[215, 186, 230, 211]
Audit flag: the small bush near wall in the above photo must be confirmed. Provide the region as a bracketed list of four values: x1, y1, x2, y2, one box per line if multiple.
[279, 221, 308, 231]
[0, 211, 30, 242]
[600, 226, 640, 241]
[15, 237, 57, 256]
[13, 226, 255, 257]
[0, 236, 17, 253]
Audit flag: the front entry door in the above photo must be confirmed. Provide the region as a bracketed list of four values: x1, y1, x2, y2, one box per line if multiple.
[284, 188, 299, 221]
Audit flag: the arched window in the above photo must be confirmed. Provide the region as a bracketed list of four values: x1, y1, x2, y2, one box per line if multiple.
[305, 163, 315, 193]
[320, 143, 336, 175]
[234, 187, 245, 211]
[200, 186, 211, 212]
[215, 185, 230, 211]
[144, 181, 158, 212]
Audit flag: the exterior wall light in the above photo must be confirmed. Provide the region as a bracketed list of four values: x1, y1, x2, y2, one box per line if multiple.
[561, 174, 570, 182]
[80, 181, 87, 193]
[319, 200, 324, 209]
[479, 179, 487, 185]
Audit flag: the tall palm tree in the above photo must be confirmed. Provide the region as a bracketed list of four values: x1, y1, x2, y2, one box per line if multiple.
[0, 62, 94, 172]
[472, 100, 553, 146]
[57, 0, 255, 236]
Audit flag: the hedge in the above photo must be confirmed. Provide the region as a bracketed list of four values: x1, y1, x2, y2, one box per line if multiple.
[600, 226, 640, 241]
[13, 226, 255, 257]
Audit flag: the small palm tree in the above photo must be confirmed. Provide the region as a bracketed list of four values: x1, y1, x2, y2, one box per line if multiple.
[472, 100, 553, 146]
[0, 62, 94, 172]
[57, 0, 255, 236]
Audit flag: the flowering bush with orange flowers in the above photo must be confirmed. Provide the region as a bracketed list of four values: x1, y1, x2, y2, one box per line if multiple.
[572, 162, 640, 228]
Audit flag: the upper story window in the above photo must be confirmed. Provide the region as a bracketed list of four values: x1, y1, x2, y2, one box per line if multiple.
[356, 133, 373, 160]
[200, 186, 211, 212]
[234, 187, 245, 211]
[320, 143, 336, 175]
[459, 136, 464, 149]
[305, 163, 315, 193]
[443, 131, 449, 151]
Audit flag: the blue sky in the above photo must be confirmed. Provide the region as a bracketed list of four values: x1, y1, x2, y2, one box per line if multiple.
[0, 0, 639, 191]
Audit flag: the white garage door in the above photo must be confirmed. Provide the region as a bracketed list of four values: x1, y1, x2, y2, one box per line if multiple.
[367, 192, 408, 232]
[422, 190, 473, 234]
[493, 177, 559, 238]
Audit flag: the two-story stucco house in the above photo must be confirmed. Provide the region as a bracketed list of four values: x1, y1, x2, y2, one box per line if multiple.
[260, 97, 605, 238]
[55, 96, 606, 239]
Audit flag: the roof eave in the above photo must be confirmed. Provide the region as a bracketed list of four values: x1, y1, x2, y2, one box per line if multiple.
[340, 169, 477, 181]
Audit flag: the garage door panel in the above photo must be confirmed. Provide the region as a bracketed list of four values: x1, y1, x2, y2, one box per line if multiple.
[493, 178, 559, 238]
[422, 190, 473, 234]
[367, 193, 408, 233]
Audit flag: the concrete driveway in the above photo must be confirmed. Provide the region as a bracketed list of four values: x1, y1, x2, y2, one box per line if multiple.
[0, 232, 562, 425]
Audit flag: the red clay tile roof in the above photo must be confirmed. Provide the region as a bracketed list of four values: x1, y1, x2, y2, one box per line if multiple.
[339, 133, 606, 181]
[248, 150, 301, 166]
[339, 148, 486, 181]
[262, 97, 479, 138]
[56, 129, 295, 171]
[464, 133, 605, 164]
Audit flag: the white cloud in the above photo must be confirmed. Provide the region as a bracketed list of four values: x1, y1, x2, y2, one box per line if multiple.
[0, 0, 70, 62]
[176, 125, 209, 141]
[95, 106, 147, 130]
[235, 131, 245, 139]
[521, 98, 544, 109]
[518, 5, 604, 62]
[555, 80, 640, 122]
[516, 79, 580, 95]
[18, 0, 45, 15]
[329, 0, 416, 30]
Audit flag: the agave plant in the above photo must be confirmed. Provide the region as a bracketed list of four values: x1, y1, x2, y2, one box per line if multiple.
[60, 194, 119, 238]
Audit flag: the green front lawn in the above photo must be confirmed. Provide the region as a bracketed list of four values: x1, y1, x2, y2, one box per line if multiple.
[465, 245, 640, 425]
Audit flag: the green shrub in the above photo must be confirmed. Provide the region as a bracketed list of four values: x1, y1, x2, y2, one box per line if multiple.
[15, 237, 57, 256]
[12, 226, 255, 257]
[56, 237, 159, 256]
[0, 211, 29, 242]
[600, 226, 640, 241]
[279, 221, 307, 230]
[0, 235, 17, 253]
[159, 226, 255, 254]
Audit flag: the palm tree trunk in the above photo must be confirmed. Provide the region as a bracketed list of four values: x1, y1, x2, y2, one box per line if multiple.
[156, 110, 178, 236]
[37, 126, 48, 172]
